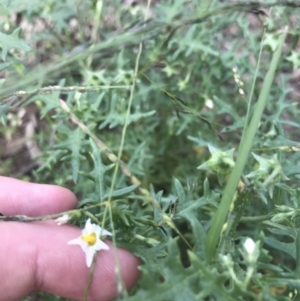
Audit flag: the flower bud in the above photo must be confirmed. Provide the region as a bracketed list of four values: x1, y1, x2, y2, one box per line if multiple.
[246, 153, 288, 198]
[197, 144, 235, 184]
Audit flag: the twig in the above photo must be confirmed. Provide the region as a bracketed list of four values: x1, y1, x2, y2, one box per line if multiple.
[0, 212, 66, 222]
[59, 99, 160, 209]
[1, 85, 131, 105]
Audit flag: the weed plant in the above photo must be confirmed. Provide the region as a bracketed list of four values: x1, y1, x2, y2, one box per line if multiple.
[1, 0, 300, 300]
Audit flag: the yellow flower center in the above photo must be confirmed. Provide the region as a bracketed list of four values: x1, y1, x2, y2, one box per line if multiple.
[81, 233, 97, 246]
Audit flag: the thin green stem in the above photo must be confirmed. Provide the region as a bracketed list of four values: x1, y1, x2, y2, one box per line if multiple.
[240, 214, 272, 222]
[239, 27, 265, 147]
[83, 253, 98, 301]
[100, 0, 152, 297]
[86, 0, 103, 69]
[206, 27, 288, 259]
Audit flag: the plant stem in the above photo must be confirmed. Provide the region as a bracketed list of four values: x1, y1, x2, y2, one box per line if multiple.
[206, 27, 288, 259]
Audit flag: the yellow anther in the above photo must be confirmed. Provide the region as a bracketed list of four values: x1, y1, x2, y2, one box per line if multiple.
[81, 233, 97, 246]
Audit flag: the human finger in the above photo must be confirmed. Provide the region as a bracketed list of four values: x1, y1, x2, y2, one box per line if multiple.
[0, 221, 140, 301]
[0, 176, 77, 216]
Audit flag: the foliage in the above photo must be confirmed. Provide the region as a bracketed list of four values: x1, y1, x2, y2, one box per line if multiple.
[1, 0, 300, 300]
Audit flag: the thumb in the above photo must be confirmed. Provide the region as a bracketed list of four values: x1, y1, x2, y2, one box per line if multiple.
[0, 220, 141, 301]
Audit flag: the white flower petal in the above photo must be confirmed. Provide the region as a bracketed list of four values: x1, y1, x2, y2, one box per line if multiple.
[68, 237, 84, 246]
[55, 214, 70, 226]
[85, 247, 96, 268]
[90, 223, 101, 235]
[95, 240, 110, 251]
[101, 229, 112, 236]
[82, 218, 93, 234]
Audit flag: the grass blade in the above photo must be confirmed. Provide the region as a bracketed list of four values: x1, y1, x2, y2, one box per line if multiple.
[206, 27, 288, 259]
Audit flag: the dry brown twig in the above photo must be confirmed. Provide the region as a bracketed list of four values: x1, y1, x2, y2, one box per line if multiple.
[58, 99, 160, 209]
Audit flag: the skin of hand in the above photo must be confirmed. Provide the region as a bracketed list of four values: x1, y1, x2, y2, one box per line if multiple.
[0, 176, 141, 301]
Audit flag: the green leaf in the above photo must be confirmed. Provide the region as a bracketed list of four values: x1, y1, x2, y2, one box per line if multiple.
[89, 138, 114, 201]
[173, 177, 186, 204]
[0, 28, 31, 60]
[126, 239, 200, 301]
[266, 278, 300, 293]
[98, 93, 156, 129]
[181, 212, 207, 258]
[263, 225, 296, 259]
[286, 50, 300, 70]
[58, 127, 85, 183]
[0, 61, 12, 71]
[178, 196, 211, 217]
[263, 135, 300, 148]
[263, 32, 280, 52]
[0, 103, 10, 125]
[150, 185, 164, 221]
[103, 184, 138, 199]
[264, 237, 295, 259]
[126, 237, 236, 301]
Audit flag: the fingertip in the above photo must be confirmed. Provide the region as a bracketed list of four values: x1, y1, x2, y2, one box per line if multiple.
[39, 184, 78, 213]
[0, 176, 77, 215]
[114, 246, 141, 291]
[86, 245, 142, 300]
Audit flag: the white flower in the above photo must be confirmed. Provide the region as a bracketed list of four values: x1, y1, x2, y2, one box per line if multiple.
[244, 238, 255, 254]
[205, 99, 214, 109]
[55, 214, 70, 225]
[68, 218, 112, 267]
[243, 237, 259, 264]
